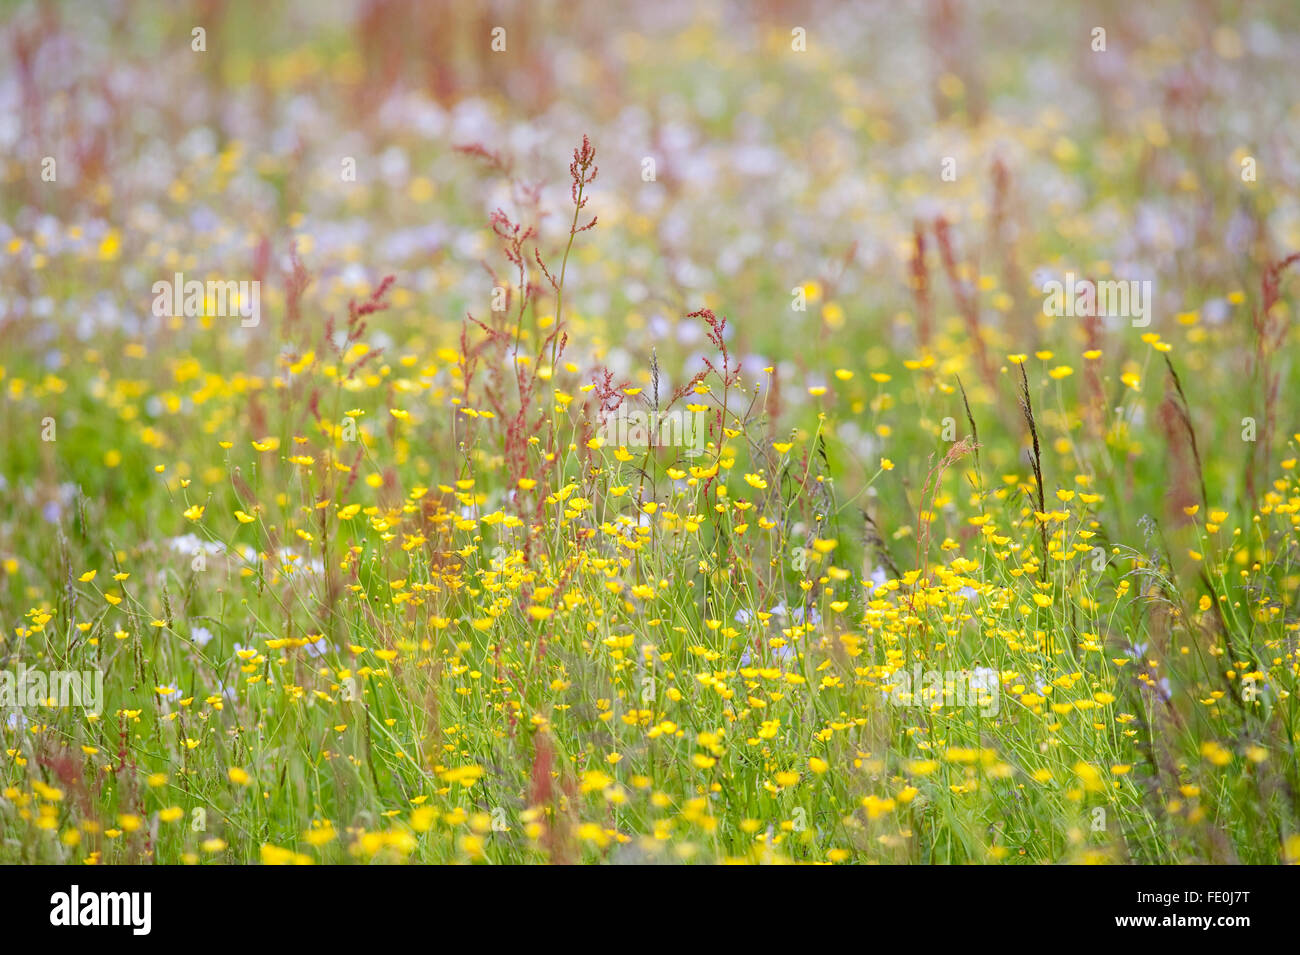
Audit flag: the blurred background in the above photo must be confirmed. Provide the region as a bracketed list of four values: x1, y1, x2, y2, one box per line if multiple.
[3, 0, 1300, 487]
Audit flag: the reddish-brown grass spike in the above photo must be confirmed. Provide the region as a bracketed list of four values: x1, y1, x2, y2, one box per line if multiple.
[1161, 354, 1210, 512]
[1248, 250, 1299, 500]
[909, 221, 932, 347]
[1158, 390, 1198, 525]
[955, 374, 981, 484]
[284, 240, 311, 330]
[933, 217, 996, 388]
[569, 134, 598, 209]
[454, 141, 512, 175]
[1016, 363, 1049, 582]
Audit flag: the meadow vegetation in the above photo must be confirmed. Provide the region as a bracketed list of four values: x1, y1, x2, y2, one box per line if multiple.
[3, 1, 1300, 864]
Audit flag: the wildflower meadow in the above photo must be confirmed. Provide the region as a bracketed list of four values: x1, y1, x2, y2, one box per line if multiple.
[3, 0, 1300, 881]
